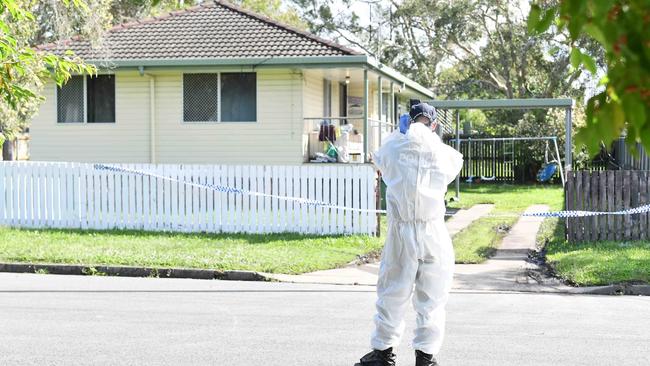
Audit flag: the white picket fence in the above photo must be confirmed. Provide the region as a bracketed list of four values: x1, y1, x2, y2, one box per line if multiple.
[0, 162, 378, 235]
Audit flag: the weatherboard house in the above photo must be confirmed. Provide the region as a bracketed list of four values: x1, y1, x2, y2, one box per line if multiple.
[32, 0, 432, 165]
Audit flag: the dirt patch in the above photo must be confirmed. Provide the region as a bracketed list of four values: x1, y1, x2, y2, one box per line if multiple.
[525, 248, 573, 286]
[351, 249, 382, 265]
[495, 223, 511, 234]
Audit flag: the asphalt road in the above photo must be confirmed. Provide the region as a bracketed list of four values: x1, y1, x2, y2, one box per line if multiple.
[0, 273, 648, 366]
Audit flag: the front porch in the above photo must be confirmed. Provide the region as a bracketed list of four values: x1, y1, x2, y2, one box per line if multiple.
[301, 67, 430, 164]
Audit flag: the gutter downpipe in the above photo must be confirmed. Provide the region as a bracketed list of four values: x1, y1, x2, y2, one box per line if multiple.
[149, 75, 156, 164]
[139, 66, 156, 164]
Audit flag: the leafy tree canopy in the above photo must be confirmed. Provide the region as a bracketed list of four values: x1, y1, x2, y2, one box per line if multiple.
[291, 0, 599, 138]
[529, 0, 650, 155]
[0, 0, 95, 148]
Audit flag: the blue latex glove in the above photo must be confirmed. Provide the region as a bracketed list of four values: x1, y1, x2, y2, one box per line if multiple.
[399, 114, 410, 134]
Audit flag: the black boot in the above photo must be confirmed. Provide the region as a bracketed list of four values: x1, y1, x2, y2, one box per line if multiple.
[354, 347, 396, 366]
[415, 350, 439, 366]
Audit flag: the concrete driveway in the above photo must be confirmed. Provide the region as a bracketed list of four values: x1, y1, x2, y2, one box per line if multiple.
[1, 273, 648, 366]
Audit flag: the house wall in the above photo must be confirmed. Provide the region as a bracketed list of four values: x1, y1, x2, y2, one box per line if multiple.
[302, 70, 324, 121]
[154, 68, 303, 164]
[30, 68, 304, 165]
[30, 72, 151, 162]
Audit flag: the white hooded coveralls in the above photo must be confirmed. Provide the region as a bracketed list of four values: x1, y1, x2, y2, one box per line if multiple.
[370, 122, 464, 355]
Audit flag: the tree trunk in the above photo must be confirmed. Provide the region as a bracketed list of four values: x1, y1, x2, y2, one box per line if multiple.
[2, 139, 16, 161]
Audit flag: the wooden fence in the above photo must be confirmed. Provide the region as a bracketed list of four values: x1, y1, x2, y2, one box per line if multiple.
[565, 170, 650, 242]
[0, 162, 377, 235]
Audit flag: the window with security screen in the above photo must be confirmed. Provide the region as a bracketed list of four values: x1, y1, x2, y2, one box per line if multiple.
[183, 72, 256, 122]
[57, 76, 84, 123]
[183, 74, 220, 122]
[57, 75, 115, 123]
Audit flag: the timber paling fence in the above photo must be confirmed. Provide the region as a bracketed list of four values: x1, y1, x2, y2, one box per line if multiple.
[565, 170, 650, 242]
[0, 162, 377, 235]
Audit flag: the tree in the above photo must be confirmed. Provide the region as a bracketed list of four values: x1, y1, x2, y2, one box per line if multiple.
[114, 0, 307, 29]
[528, 0, 650, 155]
[1, 0, 95, 159]
[434, 0, 603, 135]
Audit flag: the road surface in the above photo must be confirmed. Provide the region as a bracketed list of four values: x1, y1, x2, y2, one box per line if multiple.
[0, 273, 648, 366]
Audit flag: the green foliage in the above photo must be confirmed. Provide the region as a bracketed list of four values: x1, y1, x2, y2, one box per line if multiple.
[529, 0, 650, 156]
[514, 106, 588, 167]
[539, 218, 650, 286]
[0, 0, 95, 146]
[235, 0, 307, 29]
[293, 0, 599, 134]
[129, 0, 306, 29]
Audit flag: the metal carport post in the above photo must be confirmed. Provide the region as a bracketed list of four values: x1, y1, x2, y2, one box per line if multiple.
[426, 98, 574, 200]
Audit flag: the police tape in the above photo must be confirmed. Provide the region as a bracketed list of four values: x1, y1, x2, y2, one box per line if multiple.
[522, 204, 650, 218]
[94, 164, 650, 218]
[93, 163, 388, 214]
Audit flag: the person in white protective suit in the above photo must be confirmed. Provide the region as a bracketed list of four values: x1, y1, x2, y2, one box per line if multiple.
[354, 103, 464, 366]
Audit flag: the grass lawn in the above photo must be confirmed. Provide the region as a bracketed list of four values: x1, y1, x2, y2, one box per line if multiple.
[0, 227, 383, 275]
[0, 184, 565, 274]
[536, 218, 650, 286]
[446, 183, 564, 263]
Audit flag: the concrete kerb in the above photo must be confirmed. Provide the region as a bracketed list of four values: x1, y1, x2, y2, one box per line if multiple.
[0, 261, 648, 295]
[0, 262, 270, 282]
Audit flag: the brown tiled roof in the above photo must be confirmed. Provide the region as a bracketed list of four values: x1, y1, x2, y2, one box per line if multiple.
[39, 0, 360, 61]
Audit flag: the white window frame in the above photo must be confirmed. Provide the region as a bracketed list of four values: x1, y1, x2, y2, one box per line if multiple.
[181, 72, 258, 124]
[56, 74, 116, 124]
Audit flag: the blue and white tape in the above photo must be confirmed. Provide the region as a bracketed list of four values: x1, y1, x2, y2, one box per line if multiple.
[94, 164, 650, 218]
[94, 164, 387, 214]
[522, 204, 650, 218]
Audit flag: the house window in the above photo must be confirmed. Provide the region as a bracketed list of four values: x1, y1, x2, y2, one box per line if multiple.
[183, 73, 220, 122]
[221, 72, 256, 122]
[57, 75, 115, 123]
[183, 72, 257, 122]
[87, 75, 115, 122]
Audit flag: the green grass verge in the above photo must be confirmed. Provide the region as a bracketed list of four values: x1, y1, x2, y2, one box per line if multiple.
[447, 183, 564, 263]
[0, 227, 383, 275]
[536, 218, 650, 286]
[0, 184, 565, 273]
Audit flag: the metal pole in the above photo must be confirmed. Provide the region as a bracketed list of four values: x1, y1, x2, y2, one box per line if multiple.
[565, 107, 572, 171]
[376, 172, 382, 237]
[553, 136, 565, 186]
[455, 110, 461, 200]
[363, 69, 369, 163]
[377, 75, 382, 146]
